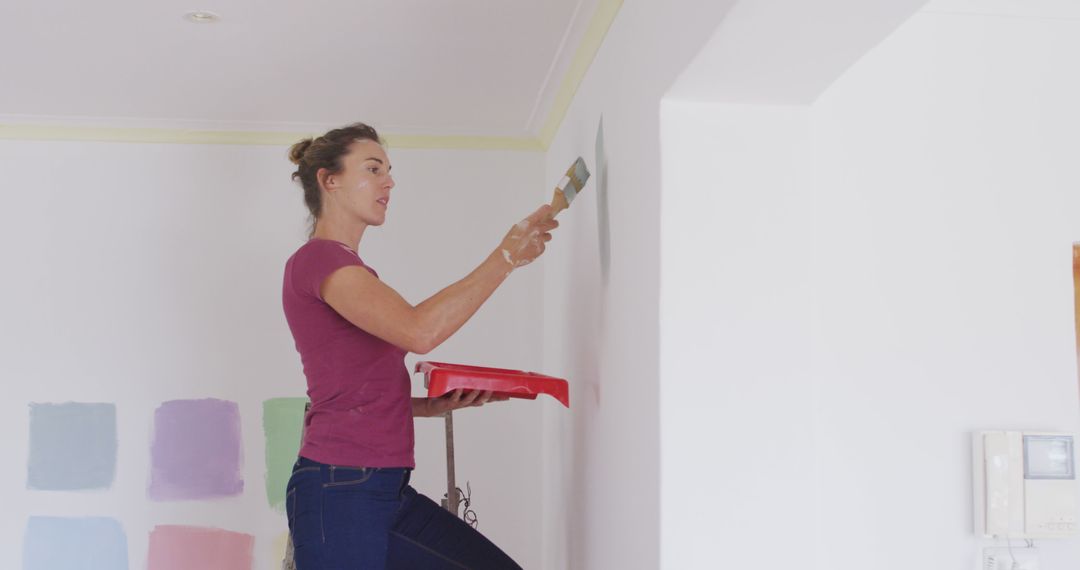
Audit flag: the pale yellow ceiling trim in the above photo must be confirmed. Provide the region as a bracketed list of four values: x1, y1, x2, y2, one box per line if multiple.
[0, 124, 545, 151]
[0, 124, 303, 145]
[385, 134, 544, 152]
[0, 0, 623, 152]
[538, 0, 623, 150]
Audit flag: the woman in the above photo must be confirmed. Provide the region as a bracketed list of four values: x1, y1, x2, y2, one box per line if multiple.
[282, 122, 557, 569]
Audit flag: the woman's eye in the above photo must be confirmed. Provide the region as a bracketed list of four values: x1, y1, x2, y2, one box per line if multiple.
[368, 167, 379, 174]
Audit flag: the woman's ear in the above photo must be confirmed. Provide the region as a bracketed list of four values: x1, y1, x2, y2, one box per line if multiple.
[316, 168, 334, 192]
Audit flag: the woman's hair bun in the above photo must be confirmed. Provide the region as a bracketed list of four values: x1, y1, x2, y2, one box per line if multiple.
[288, 138, 314, 166]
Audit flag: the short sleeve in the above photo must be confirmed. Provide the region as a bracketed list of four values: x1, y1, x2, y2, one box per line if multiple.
[292, 240, 366, 301]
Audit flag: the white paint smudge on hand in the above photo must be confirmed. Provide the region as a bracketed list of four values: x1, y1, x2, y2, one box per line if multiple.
[501, 217, 543, 272]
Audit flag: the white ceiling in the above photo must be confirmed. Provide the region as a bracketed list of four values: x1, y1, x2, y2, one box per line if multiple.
[668, 0, 1080, 106]
[922, 0, 1080, 19]
[0, 0, 597, 137]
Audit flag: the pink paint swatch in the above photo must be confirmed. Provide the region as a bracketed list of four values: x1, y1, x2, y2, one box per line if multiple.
[149, 398, 243, 500]
[147, 525, 254, 570]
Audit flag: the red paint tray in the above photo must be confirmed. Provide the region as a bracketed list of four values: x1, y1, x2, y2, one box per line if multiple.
[415, 361, 569, 408]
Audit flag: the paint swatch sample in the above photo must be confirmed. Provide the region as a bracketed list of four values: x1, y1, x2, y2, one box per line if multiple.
[263, 398, 307, 511]
[147, 525, 253, 570]
[149, 398, 243, 500]
[27, 402, 117, 490]
[24, 516, 128, 570]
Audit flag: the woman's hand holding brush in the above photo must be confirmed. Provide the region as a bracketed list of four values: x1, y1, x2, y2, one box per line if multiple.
[497, 204, 559, 270]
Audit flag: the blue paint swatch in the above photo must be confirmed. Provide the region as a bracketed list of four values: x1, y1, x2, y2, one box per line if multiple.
[24, 516, 128, 570]
[28, 403, 117, 490]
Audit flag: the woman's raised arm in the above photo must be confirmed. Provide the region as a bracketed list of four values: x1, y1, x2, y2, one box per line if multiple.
[321, 205, 557, 354]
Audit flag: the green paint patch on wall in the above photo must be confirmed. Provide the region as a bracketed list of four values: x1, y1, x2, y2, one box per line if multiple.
[263, 398, 308, 511]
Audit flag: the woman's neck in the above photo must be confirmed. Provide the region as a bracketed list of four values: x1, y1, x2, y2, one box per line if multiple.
[312, 217, 366, 252]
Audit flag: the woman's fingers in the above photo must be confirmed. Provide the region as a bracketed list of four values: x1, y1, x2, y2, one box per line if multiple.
[458, 389, 483, 407]
[532, 204, 554, 221]
[521, 205, 553, 228]
[522, 209, 558, 234]
[535, 219, 558, 231]
[436, 390, 512, 412]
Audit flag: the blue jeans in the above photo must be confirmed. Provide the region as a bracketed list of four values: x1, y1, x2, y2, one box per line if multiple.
[286, 456, 523, 569]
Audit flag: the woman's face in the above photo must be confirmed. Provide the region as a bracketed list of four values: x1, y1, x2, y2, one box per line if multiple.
[321, 139, 395, 226]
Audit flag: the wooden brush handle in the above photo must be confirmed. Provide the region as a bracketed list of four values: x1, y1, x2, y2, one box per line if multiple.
[548, 189, 569, 220]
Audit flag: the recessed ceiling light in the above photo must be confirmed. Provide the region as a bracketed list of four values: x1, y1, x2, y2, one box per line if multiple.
[184, 11, 221, 24]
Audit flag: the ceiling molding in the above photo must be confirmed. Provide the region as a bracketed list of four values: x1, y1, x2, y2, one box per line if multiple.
[0, 0, 623, 152]
[538, 0, 623, 149]
[387, 134, 545, 152]
[0, 124, 546, 151]
[0, 124, 310, 146]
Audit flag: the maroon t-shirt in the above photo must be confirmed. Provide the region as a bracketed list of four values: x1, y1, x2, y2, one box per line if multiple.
[282, 238, 414, 468]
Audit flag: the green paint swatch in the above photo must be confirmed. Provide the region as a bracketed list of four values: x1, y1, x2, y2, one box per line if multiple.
[263, 398, 308, 511]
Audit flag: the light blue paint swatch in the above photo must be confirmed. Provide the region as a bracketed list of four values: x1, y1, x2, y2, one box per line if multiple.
[24, 516, 128, 570]
[28, 403, 117, 490]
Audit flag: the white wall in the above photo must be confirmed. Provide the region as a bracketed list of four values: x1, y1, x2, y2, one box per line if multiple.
[660, 102, 819, 568]
[661, 4, 1080, 569]
[539, 1, 741, 568]
[0, 140, 547, 568]
[811, 9, 1080, 567]
[540, 0, 930, 567]
[668, 0, 928, 104]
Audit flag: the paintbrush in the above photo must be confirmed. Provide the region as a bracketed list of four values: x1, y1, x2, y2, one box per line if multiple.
[548, 157, 591, 219]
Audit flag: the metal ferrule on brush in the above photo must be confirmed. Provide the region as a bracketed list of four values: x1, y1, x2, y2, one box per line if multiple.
[558, 158, 589, 204]
[549, 157, 591, 219]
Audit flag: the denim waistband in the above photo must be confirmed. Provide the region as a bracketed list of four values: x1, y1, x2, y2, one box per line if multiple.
[292, 455, 412, 490]
[294, 455, 411, 473]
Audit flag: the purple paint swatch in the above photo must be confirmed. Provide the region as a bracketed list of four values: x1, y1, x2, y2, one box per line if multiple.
[149, 398, 243, 501]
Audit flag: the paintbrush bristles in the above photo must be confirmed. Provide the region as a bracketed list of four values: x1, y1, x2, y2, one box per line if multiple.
[560, 158, 590, 204]
[548, 157, 591, 219]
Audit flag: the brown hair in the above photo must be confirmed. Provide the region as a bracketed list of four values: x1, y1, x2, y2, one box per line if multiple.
[288, 122, 383, 236]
